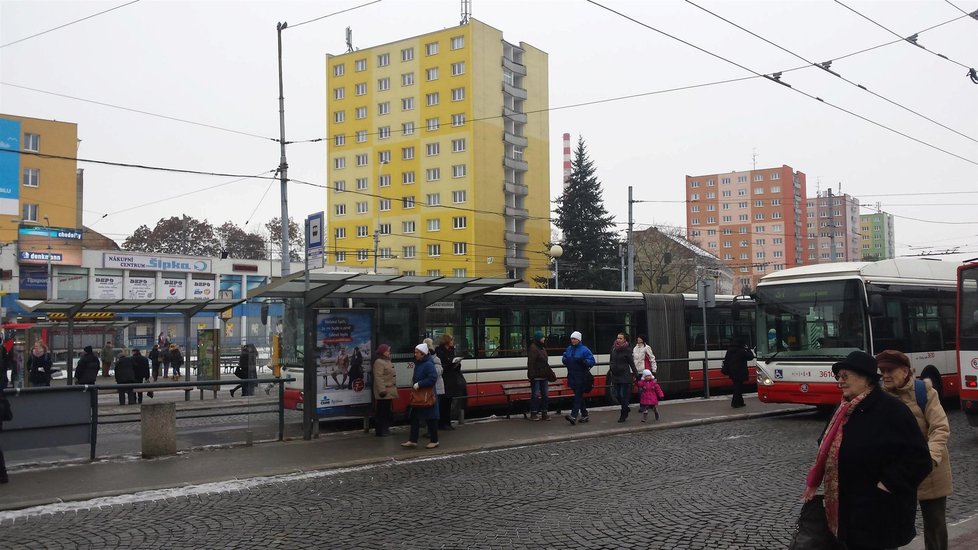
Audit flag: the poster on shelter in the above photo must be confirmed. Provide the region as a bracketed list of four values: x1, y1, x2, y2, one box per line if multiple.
[314, 309, 373, 416]
[196, 329, 220, 384]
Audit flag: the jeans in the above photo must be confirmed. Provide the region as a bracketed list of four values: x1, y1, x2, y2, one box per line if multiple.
[571, 387, 588, 418]
[375, 399, 393, 436]
[118, 388, 136, 405]
[731, 378, 745, 407]
[614, 383, 632, 413]
[409, 414, 438, 444]
[920, 497, 947, 550]
[530, 379, 549, 414]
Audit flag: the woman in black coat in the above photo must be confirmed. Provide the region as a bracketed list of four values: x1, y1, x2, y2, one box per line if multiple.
[802, 351, 931, 549]
[435, 334, 463, 429]
[608, 332, 638, 423]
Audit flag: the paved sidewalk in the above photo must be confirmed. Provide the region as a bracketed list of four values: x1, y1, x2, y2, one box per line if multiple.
[0, 395, 808, 511]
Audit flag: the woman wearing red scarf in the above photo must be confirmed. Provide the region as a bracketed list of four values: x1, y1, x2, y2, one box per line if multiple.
[801, 350, 931, 550]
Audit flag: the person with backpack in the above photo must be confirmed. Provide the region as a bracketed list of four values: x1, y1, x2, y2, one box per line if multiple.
[27, 341, 54, 387]
[878, 349, 952, 550]
[74, 346, 101, 385]
[114, 350, 137, 405]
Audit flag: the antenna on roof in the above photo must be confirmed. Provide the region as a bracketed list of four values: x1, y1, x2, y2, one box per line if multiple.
[461, 0, 471, 25]
[345, 27, 354, 53]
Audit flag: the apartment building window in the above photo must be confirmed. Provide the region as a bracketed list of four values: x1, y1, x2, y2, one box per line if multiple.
[378, 224, 391, 236]
[772, 212, 782, 219]
[334, 157, 346, 169]
[401, 47, 414, 61]
[403, 221, 416, 233]
[723, 228, 732, 235]
[452, 216, 467, 229]
[334, 111, 345, 123]
[427, 244, 441, 257]
[426, 193, 440, 205]
[334, 87, 345, 100]
[336, 251, 347, 262]
[426, 67, 439, 81]
[378, 77, 390, 91]
[355, 106, 367, 119]
[739, 214, 749, 221]
[378, 102, 390, 115]
[773, 250, 784, 258]
[334, 204, 346, 216]
[453, 268, 467, 277]
[379, 247, 392, 259]
[451, 139, 465, 152]
[771, 186, 781, 193]
[426, 92, 440, 106]
[772, 224, 782, 232]
[355, 83, 367, 96]
[333, 180, 346, 192]
[402, 146, 415, 160]
[755, 213, 765, 220]
[721, 177, 731, 184]
[401, 72, 415, 86]
[334, 134, 346, 146]
[723, 241, 732, 248]
[771, 172, 780, 180]
[451, 87, 465, 101]
[707, 229, 717, 236]
[427, 219, 440, 231]
[357, 250, 369, 261]
[427, 270, 441, 276]
[707, 205, 716, 212]
[378, 126, 391, 139]
[356, 225, 369, 237]
[356, 201, 369, 214]
[755, 200, 764, 207]
[426, 142, 440, 156]
[739, 227, 749, 234]
[690, 193, 700, 200]
[355, 177, 368, 190]
[707, 242, 718, 249]
[426, 168, 441, 181]
[691, 218, 700, 225]
[707, 216, 716, 224]
[426, 118, 440, 131]
[333, 64, 345, 76]
[706, 192, 716, 199]
[722, 216, 732, 222]
[402, 98, 415, 111]
[724, 254, 733, 260]
[453, 242, 467, 255]
[737, 175, 747, 183]
[754, 174, 763, 182]
[354, 58, 367, 72]
[690, 230, 701, 237]
[691, 206, 700, 213]
[738, 201, 747, 208]
[335, 227, 346, 239]
[378, 150, 392, 164]
[771, 198, 781, 205]
[738, 189, 747, 196]
[755, 238, 766, 245]
[452, 164, 466, 178]
[402, 122, 415, 135]
[356, 131, 367, 143]
[377, 53, 390, 66]
[452, 190, 466, 203]
[355, 154, 368, 167]
[402, 171, 416, 184]
[722, 190, 731, 197]
[403, 246, 416, 259]
[754, 187, 764, 194]
[402, 196, 415, 208]
[424, 42, 439, 56]
[690, 181, 700, 188]
[379, 199, 391, 211]
[773, 237, 783, 244]
[722, 203, 730, 210]
[451, 113, 465, 127]
[451, 62, 465, 76]
[740, 254, 749, 260]
[706, 179, 715, 187]
[21, 203, 38, 222]
[451, 36, 464, 50]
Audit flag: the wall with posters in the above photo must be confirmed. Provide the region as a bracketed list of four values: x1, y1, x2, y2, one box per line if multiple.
[126, 276, 155, 299]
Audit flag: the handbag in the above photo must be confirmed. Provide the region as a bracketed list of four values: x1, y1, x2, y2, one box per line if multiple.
[546, 367, 557, 383]
[788, 496, 842, 550]
[409, 386, 435, 408]
[583, 369, 594, 392]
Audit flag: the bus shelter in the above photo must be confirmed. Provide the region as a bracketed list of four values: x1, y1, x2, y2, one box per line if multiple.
[22, 297, 246, 383]
[247, 272, 519, 439]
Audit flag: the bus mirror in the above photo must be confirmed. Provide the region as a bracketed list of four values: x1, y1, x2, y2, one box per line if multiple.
[869, 295, 884, 317]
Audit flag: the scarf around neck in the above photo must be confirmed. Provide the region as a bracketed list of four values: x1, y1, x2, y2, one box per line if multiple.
[613, 340, 630, 351]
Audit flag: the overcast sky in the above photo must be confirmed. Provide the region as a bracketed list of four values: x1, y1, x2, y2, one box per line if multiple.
[2, 0, 976, 260]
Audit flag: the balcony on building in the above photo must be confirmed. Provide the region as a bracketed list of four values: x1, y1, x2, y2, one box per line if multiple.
[504, 231, 530, 244]
[502, 56, 527, 76]
[504, 180, 529, 196]
[502, 106, 528, 124]
[502, 82, 528, 100]
[503, 156, 529, 171]
[504, 255, 530, 269]
[503, 131, 528, 147]
[504, 205, 530, 219]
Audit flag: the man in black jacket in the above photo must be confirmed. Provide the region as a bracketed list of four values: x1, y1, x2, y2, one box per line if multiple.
[722, 337, 753, 408]
[114, 351, 137, 405]
[131, 349, 151, 403]
[74, 346, 101, 385]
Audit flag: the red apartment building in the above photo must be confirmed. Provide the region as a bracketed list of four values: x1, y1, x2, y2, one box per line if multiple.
[685, 165, 808, 292]
[806, 190, 862, 263]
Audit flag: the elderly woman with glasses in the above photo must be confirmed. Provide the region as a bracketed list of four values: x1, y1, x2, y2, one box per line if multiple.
[800, 351, 932, 550]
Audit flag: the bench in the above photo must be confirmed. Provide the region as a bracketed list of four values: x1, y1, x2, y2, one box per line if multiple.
[501, 381, 574, 419]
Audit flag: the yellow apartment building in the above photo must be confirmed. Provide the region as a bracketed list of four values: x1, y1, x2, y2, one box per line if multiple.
[324, 19, 550, 282]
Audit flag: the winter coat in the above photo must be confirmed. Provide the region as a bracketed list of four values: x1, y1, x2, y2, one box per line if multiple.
[633, 344, 657, 373]
[637, 379, 664, 406]
[132, 353, 151, 381]
[608, 344, 638, 384]
[562, 343, 595, 392]
[526, 342, 550, 381]
[75, 352, 101, 384]
[885, 377, 952, 500]
[148, 347, 161, 366]
[372, 357, 397, 401]
[723, 345, 753, 383]
[27, 353, 54, 385]
[114, 356, 136, 384]
[236, 351, 249, 379]
[100, 345, 114, 366]
[432, 354, 445, 396]
[411, 354, 439, 421]
[833, 385, 932, 548]
[437, 345, 465, 397]
[169, 348, 184, 369]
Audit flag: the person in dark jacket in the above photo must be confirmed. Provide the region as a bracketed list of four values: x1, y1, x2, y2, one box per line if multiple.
[114, 350, 137, 405]
[230, 344, 256, 397]
[74, 346, 101, 385]
[0, 389, 10, 483]
[802, 350, 932, 550]
[436, 333, 464, 428]
[148, 344, 162, 382]
[526, 331, 551, 421]
[608, 332, 639, 423]
[168, 344, 184, 380]
[27, 342, 54, 387]
[0, 341, 10, 390]
[401, 343, 440, 449]
[132, 349, 151, 403]
[723, 337, 753, 408]
[562, 331, 596, 425]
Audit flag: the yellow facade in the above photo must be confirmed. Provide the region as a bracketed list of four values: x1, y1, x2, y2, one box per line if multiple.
[0, 114, 79, 242]
[324, 19, 550, 283]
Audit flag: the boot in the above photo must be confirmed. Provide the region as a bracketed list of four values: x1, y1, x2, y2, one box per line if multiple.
[565, 414, 577, 425]
[579, 415, 590, 423]
[624, 408, 630, 420]
[529, 412, 539, 421]
[617, 412, 626, 423]
[642, 412, 648, 422]
[541, 412, 550, 421]
[654, 408, 660, 421]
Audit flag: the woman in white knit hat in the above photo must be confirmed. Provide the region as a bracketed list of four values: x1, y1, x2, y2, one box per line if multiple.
[561, 331, 595, 425]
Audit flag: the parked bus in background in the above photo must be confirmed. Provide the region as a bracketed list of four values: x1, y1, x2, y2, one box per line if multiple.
[754, 258, 959, 406]
[958, 259, 978, 427]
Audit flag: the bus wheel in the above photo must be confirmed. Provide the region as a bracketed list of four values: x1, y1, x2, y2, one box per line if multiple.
[921, 368, 942, 399]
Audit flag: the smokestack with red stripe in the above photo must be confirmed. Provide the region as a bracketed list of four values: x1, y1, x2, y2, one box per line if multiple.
[562, 133, 571, 190]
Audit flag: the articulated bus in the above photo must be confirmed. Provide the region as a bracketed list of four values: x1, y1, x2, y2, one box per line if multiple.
[958, 260, 978, 427]
[284, 287, 755, 414]
[754, 258, 959, 406]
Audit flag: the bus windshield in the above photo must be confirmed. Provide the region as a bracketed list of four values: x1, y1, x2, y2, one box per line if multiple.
[755, 279, 867, 360]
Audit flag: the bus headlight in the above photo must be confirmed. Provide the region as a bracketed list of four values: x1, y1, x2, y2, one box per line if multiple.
[755, 365, 775, 386]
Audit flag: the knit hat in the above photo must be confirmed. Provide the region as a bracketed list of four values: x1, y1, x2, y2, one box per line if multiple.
[84, 345, 93, 354]
[415, 343, 429, 355]
[376, 344, 390, 356]
[642, 369, 653, 378]
[876, 349, 911, 371]
[570, 331, 582, 341]
[831, 350, 880, 382]
[533, 331, 544, 341]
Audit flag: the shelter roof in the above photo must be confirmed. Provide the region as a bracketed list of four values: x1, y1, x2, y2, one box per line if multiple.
[247, 272, 520, 304]
[18, 298, 246, 317]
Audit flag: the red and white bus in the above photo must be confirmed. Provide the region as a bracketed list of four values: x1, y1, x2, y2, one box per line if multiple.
[754, 258, 960, 406]
[958, 259, 978, 426]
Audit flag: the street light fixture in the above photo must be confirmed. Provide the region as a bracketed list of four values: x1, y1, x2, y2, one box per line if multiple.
[547, 244, 563, 289]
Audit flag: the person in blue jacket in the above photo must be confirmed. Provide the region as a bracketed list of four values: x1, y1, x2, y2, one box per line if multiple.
[402, 343, 441, 449]
[562, 330, 596, 425]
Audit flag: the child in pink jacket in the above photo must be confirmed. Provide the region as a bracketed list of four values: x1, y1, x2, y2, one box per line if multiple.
[636, 369, 664, 422]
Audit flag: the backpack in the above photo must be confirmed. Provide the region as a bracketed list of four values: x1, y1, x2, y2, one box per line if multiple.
[913, 379, 927, 411]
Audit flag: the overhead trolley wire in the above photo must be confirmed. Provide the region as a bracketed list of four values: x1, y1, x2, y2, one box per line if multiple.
[0, 0, 141, 49]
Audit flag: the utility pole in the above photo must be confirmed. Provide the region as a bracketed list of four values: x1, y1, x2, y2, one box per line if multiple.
[276, 21, 291, 277]
[626, 186, 634, 291]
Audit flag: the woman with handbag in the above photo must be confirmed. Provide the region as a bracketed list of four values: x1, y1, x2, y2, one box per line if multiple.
[632, 335, 657, 374]
[608, 332, 639, 423]
[402, 343, 440, 449]
[27, 341, 54, 387]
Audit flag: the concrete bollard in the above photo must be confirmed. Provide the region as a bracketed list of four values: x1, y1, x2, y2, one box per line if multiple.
[141, 402, 177, 458]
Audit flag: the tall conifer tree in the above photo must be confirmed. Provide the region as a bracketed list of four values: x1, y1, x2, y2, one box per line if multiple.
[552, 137, 621, 290]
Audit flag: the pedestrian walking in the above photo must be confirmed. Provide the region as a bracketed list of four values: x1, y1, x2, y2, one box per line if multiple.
[74, 345, 101, 385]
[168, 343, 184, 380]
[435, 334, 463, 428]
[114, 350, 137, 405]
[0, 339, 10, 390]
[562, 331, 595, 425]
[402, 343, 439, 449]
[636, 370, 664, 422]
[100, 341, 114, 377]
[800, 351, 931, 550]
[149, 344, 162, 382]
[526, 331, 551, 421]
[722, 337, 753, 408]
[372, 343, 396, 437]
[633, 334, 657, 374]
[26, 341, 54, 387]
[877, 349, 953, 550]
[0, 388, 11, 483]
[609, 332, 639, 422]
[131, 349, 150, 403]
[231, 344, 258, 397]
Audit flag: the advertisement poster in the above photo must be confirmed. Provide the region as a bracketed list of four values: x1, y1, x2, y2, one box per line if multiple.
[18, 226, 83, 266]
[0, 119, 21, 216]
[92, 275, 123, 300]
[157, 277, 186, 300]
[126, 276, 155, 299]
[314, 309, 373, 416]
[190, 279, 215, 300]
[196, 329, 220, 385]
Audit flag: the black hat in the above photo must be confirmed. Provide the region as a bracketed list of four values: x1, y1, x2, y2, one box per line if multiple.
[832, 351, 880, 381]
[84, 345, 93, 354]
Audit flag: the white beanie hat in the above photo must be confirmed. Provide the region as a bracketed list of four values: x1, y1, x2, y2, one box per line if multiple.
[570, 331, 582, 341]
[642, 369, 653, 378]
[415, 343, 429, 354]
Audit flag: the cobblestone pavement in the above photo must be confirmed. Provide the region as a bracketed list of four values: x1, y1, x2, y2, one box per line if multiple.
[3, 410, 976, 549]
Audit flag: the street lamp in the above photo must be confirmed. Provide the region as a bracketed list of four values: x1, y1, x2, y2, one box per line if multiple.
[43, 216, 51, 301]
[547, 244, 563, 289]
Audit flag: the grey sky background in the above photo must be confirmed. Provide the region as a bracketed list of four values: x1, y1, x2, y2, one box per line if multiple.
[2, 0, 976, 259]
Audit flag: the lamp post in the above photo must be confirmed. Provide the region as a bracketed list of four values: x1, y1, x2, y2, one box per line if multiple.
[43, 216, 51, 301]
[547, 244, 563, 289]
